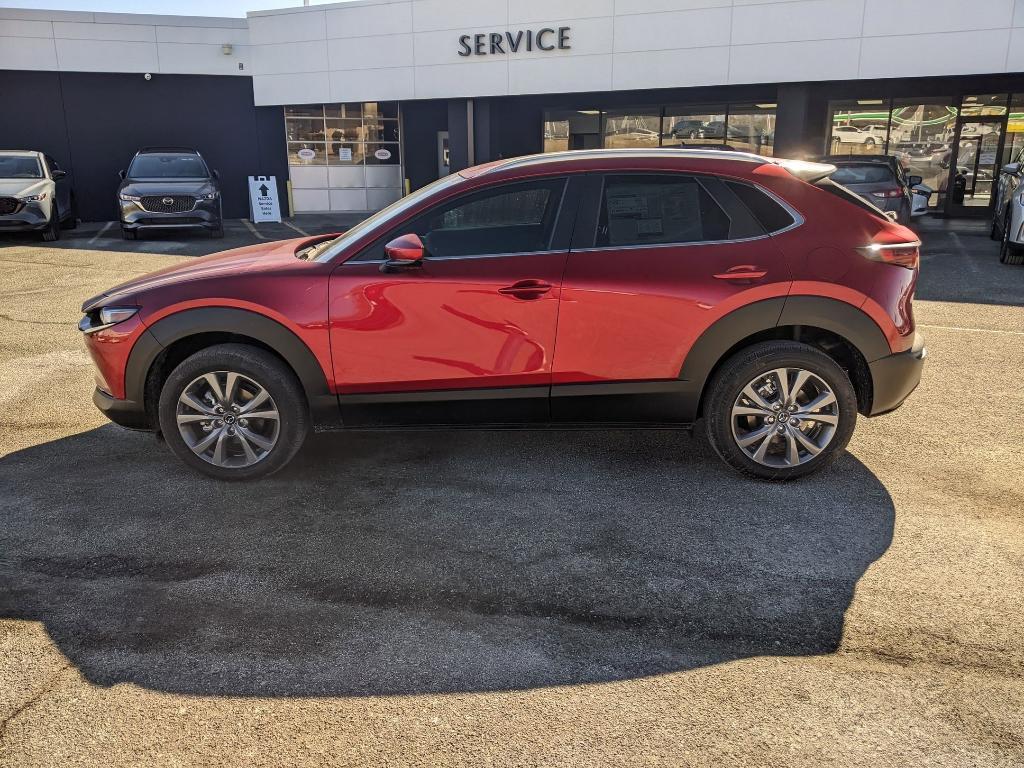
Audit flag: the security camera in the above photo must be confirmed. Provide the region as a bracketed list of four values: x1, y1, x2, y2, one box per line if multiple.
[144, 73, 152, 81]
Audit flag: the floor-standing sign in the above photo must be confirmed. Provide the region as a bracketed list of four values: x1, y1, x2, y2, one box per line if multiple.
[248, 175, 281, 223]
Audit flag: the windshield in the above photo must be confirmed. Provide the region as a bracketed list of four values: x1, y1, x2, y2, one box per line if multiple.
[128, 153, 209, 179]
[830, 164, 895, 185]
[312, 173, 465, 262]
[0, 156, 43, 179]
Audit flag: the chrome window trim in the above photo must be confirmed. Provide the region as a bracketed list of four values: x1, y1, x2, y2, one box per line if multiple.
[340, 248, 567, 265]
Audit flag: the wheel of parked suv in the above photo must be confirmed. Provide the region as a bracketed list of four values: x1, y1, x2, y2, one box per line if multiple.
[41, 213, 60, 242]
[999, 206, 1024, 265]
[158, 343, 309, 480]
[703, 341, 858, 480]
[63, 195, 78, 230]
[122, 227, 137, 240]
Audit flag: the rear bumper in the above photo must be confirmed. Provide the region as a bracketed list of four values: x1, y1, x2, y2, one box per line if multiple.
[868, 332, 926, 416]
[93, 387, 153, 431]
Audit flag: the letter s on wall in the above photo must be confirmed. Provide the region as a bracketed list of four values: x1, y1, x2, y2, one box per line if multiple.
[458, 34, 472, 56]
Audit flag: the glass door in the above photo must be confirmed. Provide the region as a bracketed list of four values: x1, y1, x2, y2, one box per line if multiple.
[946, 117, 1006, 215]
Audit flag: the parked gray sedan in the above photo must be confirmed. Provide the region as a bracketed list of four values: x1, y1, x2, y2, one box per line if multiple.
[0, 150, 76, 241]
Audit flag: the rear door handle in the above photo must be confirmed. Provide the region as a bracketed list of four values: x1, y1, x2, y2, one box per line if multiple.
[498, 279, 552, 299]
[713, 265, 768, 282]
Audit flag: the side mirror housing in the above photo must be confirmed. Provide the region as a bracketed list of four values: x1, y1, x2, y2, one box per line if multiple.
[1001, 162, 1020, 175]
[381, 233, 425, 272]
[118, 170, 127, 180]
[907, 175, 923, 186]
[51, 169, 67, 180]
[212, 169, 220, 179]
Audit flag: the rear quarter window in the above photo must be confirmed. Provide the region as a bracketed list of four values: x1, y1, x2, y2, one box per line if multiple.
[725, 181, 795, 233]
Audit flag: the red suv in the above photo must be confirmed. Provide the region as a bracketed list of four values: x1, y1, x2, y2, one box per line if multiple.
[80, 150, 926, 481]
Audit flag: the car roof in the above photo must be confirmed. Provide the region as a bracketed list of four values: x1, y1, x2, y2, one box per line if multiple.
[135, 147, 201, 155]
[0, 150, 43, 157]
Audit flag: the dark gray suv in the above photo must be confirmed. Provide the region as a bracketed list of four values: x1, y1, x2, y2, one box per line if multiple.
[118, 148, 223, 240]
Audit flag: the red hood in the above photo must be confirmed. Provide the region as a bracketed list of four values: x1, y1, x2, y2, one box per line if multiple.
[82, 235, 335, 310]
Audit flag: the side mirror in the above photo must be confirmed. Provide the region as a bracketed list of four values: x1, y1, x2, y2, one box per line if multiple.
[381, 233, 425, 273]
[212, 169, 220, 179]
[51, 169, 67, 180]
[118, 170, 127, 180]
[1002, 163, 1020, 175]
[907, 175, 923, 186]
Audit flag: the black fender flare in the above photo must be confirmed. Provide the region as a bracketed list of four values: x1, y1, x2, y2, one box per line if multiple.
[676, 295, 889, 420]
[125, 307, 333, 419]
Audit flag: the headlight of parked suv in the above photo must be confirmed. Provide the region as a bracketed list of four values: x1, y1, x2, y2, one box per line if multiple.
[79, 306, 139, 334]
[196, 191, 219, 200]
[19, 193, 47, 202]
[119, 193, 142, 202]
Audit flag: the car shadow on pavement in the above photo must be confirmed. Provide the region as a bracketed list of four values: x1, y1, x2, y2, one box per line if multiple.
[0, 425, 894, 697]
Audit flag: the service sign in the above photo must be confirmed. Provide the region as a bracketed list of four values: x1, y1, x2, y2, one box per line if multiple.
[248, 175, 281, 224]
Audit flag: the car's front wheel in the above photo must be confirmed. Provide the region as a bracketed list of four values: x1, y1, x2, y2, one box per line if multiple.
[703, 341, 858, 480]
[41, 212, 60, 242]
[158, 343, 309, 480]
[999, 206, 1024, 265]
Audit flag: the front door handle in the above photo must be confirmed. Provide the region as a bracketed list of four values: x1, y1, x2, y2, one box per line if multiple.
[498, 279, 552, 299]
[713, 265, 768, 282]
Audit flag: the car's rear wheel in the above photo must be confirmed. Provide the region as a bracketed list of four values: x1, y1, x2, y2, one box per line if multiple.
[999, 206, 1024, 265]
[158, 343, 309, 480]
[703, 341, 858, 480]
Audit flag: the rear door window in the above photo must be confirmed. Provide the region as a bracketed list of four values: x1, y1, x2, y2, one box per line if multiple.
[594, 174, 761, 247]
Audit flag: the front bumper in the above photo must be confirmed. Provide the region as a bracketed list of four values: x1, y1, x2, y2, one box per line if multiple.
[0, 201, 49, 232]
[93, 387, 152, 430]
[868, 331, 927, 416]
[119, 198, 221, 231]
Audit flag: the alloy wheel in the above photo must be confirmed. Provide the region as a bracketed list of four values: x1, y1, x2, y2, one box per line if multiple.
[730, 367, 840, 468]
[175, 371, 280, 468]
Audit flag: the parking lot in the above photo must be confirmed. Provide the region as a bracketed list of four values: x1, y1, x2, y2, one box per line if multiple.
[0, 217, 1022, 767]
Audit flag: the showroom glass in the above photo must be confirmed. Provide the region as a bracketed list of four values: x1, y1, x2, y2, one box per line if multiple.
[662, 106, 727, 149]
[0, 156, 42, 178]
[127, 154, 208, 178]
[1004, 94, 1024, 167]
[725, 103, 776, 156]
[827, 99, 888, 156]
[284, 102, 400, 167]
[960, 93, 1008, 117]
[603, 110, 661, 149]
[596, 175, 732, 247]
[543, 109, 601, 152]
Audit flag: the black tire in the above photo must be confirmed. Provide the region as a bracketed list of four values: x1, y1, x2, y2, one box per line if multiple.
[41, 212, 59, 242]
[999, 207, 1024, 265]
[158, 343, 309, 481]
[209, 222, 224, 239]
[990, 215, 1001, 241]
[703, 341, 858, 481]
[897, 203, 911, 225]
[122, 227, 137, 240]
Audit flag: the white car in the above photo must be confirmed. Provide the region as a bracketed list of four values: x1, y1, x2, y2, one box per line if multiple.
[991, 149, 1024, 265]
[832, 125, 882, 147]
[0, 150, 76, 241]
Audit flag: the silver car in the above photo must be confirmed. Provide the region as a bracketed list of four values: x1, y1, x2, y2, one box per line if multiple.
[992, 149, 1024, 265]
[0, 150, 76, 241]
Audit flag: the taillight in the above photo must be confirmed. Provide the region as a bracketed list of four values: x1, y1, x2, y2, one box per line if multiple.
[871, 187, 904, 198]
[858, 240, 920, 269]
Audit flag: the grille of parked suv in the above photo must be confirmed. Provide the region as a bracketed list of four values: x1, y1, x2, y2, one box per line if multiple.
[139, 195, 196, 214]
[137, 217, 204, 226]
[0, 197, 21, 215]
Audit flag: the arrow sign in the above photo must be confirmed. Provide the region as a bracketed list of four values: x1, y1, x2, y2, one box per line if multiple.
[247, 175, 281, 223]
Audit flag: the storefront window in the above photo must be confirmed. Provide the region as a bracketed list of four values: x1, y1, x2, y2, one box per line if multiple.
[827, 99, 889, 156]
[960, 93, 1008, 117]
[543, 109, 601, 152]
[602, 110, 661, 149]
[888, 98, 957, 208]
[661, 106, 726, 148]
[285, 102, 401, 169]
[1004, 94, 1024, 165]
[726, 103, 776, 156]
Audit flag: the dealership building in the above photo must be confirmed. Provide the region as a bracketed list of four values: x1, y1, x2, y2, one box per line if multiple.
[2, 0, 1024, 222]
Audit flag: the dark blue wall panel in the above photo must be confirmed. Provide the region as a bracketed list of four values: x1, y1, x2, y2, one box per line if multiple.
[0, 70, 288, 221]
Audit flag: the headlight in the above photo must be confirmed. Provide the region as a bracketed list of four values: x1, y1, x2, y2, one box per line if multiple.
[19, 193, 47, 202]
[119, 193, 142, 202]
[79, 306, 139, 334]
[196, 191, 218, 200]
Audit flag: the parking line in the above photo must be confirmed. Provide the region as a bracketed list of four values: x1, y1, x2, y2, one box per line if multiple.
[87, 221, 113, 245]
[282, 220, 310, 237]
[241, 219, 268, 240]
[919, 323, 1024, 336]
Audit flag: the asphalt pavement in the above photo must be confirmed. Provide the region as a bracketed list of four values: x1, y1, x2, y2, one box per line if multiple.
[0, 216, 1021, 767]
